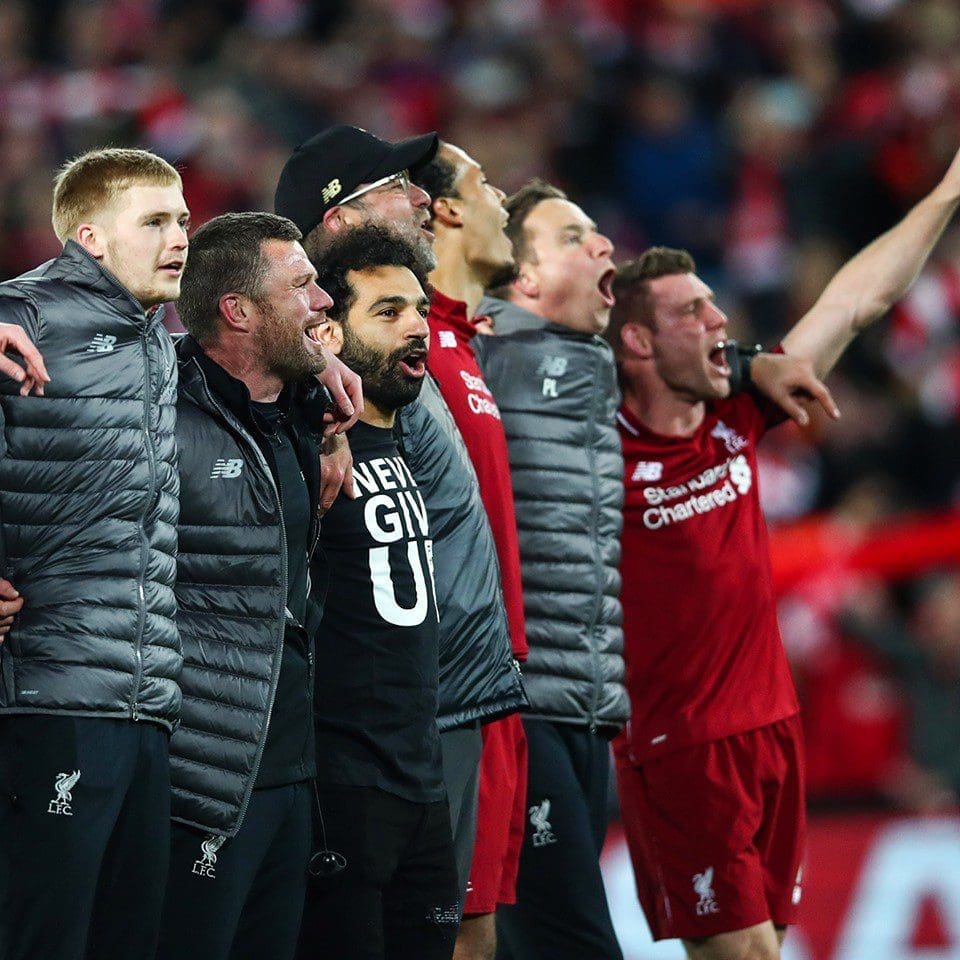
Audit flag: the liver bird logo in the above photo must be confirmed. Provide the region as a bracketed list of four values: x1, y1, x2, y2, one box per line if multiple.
[693, 866, 714, 900]
[200, 836, 221, 867]
[55, 770, 81, 802]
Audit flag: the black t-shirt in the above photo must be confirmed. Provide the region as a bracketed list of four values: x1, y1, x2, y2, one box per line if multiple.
[250, 399, 315, 788]
[313, 420, 443, 802]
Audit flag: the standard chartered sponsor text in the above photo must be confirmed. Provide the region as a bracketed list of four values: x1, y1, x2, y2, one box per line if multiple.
[642, 455, 752, 530]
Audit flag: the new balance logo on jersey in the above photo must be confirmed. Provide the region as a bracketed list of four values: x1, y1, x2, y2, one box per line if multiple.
[693, 867, 719, 915]
[210, 458, 243, 479]
[529, 799, 557, 847]
[438, 331, 457, 349]
[86, 334, 116, 353]
[632, 461, 663, 482]
[192, 835, 225, 879]
[711, 420, 748, 454]
[47, 770, 80, 816]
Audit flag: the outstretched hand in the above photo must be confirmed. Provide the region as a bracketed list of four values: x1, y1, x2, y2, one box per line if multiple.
[315, 348, 363, 436]
[0, 323, 49, 396]
[0, 578, 23, 642]
[749, 353, 840, 427]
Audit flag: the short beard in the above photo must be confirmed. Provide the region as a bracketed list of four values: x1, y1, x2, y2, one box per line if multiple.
[254, 302, 327, 383]
[339, 324, 424, 413]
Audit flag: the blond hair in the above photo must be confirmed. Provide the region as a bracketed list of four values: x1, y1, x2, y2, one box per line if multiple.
[51, 148, 182, 243]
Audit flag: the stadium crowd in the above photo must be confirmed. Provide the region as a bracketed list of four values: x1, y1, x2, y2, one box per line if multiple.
[0, 2, 958, 960]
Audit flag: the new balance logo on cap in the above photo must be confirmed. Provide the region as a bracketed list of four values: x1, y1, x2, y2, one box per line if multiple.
[322, 178, 342, 203]
[87, 334, 116, 353]
[210, 458, 243, 479]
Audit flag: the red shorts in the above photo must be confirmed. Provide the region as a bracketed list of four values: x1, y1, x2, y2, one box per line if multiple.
[462, 712, 528, 915]
[614, 715, 806, 941]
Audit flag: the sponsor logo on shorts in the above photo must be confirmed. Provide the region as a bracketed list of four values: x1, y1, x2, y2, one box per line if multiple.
[192, 834, 225, 879]
[529, 798, 557, 847]
[47, 769, 80, 816]
[693, 866, 719, 915]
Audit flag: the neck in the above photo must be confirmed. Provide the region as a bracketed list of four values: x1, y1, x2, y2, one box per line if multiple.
[620, 369, 706, 438]
[429, 240, 486, 318]
[202, 344, 283, 402]
[359, 400, 395, 429]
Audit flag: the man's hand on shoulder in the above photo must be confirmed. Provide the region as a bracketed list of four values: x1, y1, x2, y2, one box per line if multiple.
[319, 433, 356, 515]
[749, 352, 840, 427]
[0, 322, 49, 397]
[0, 578, 23, 642]
[315, 348, 363, 436]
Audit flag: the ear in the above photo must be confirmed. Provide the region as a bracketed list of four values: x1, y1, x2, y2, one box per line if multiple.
[218, 292, 254, 332]
[323, 205, 362, 233]
[512, 262, 539, 300]
[432, 195, 462, 228]
[317, 319, 344, 356]
[621, 322, 654, 360]
[76, 223, 105, 259]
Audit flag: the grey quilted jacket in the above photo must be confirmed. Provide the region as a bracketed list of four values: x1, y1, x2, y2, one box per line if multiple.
[0, 241, 181, 730]
[399, 379, 525, 731]
[475, 297, 628, 734]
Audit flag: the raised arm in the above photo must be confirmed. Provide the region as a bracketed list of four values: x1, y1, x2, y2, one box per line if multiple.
[782, 146, 960, 378]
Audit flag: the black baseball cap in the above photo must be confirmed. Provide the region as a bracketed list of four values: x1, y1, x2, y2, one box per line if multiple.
[274, 124, 439, 237]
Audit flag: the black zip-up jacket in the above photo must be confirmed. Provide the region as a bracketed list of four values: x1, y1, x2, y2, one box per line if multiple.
[0, 241, 181, 729]
[170, 337, 325, 836]
[475, 297, 628, 735]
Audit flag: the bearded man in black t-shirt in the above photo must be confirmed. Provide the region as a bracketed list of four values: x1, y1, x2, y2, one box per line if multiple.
[297, 225, 460, 960]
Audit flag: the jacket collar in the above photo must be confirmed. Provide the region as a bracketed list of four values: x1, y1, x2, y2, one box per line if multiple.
[21, 240, 165, 327]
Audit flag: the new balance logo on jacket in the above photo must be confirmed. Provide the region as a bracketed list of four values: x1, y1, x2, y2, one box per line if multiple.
[86, 334, 117, 353]
[210, 458, 243, 479]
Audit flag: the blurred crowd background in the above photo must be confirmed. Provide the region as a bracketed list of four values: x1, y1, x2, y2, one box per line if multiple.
[1, 0, 959, 815]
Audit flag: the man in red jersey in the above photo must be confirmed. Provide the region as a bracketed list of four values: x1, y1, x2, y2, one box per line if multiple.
[607, 144, 960, 960]
[413, 142, 528, 960]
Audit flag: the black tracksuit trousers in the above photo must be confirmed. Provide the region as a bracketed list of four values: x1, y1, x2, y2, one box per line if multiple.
[496, 718, 623, 960]
[0, 715, 170, 960]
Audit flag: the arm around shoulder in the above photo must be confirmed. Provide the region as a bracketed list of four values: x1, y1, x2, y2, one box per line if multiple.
[0, 295, 49, 396]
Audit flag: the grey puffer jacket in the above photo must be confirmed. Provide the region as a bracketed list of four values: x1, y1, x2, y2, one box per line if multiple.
[398, 378, 525, 731]
[171, 337, 324, 836]
[0, 241, 181, 730]
[475, 297, 628, 735]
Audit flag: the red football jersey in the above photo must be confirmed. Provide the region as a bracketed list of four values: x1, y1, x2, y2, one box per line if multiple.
[618, 393, 799, 763]
[427, 290, 528, 660]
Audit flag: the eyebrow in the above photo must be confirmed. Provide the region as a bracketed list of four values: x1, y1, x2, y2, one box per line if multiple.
[142, 210, 191, 221]
[368, 295, 412, 311]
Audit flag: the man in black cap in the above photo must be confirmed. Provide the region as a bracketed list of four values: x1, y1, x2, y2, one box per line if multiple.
[276, 128, 525, 925]
[274, 124, 438, 267]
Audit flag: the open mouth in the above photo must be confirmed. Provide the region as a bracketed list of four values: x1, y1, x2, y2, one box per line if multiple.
[159, 260, 184, 277]
[418, 217, 434, 241]
[304, 322, 325, 345]
[597, 268, 616, 308]
[708, 340, 732, 376]
[398, 349, 427, 378]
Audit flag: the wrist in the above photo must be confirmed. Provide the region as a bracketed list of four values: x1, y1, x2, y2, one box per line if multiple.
[723, 340, 763, 395]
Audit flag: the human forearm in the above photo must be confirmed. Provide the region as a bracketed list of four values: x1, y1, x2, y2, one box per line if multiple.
[783, 148, 960, 377]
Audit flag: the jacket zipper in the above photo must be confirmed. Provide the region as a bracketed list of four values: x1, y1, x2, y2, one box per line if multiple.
[194, 364, 288, 835]
[587, 348, 605, 735]
[129, 325, 157, 721]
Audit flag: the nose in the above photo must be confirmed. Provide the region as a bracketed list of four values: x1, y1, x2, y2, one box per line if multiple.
[169, 222, 188, 249]
[405, 309, 430, 340]
[590, 231, 614, 259]
[705, 300, 727, 329]
[409, 183, 431, 209]
[311, 281, 334, 313]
